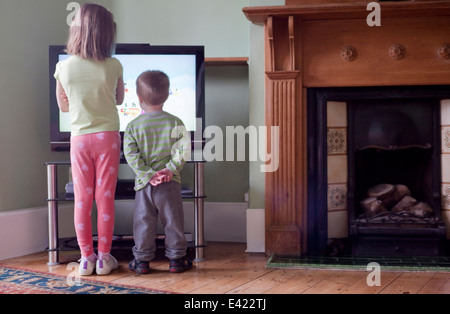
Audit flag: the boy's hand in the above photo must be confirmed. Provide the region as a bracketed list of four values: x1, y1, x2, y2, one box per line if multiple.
[157, 168, 173, 181]
[149, 169, 173, 186]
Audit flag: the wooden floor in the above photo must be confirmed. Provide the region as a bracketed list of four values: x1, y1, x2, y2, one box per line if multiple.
[1, 242, 449, 294]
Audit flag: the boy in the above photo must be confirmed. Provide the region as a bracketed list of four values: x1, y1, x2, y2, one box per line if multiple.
[124, 70, 192, 274]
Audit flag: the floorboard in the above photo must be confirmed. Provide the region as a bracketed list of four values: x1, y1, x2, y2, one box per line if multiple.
[1, 242, 449, 294]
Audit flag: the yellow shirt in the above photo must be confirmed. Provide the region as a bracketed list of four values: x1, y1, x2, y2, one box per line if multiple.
[54, 56, 123, 136]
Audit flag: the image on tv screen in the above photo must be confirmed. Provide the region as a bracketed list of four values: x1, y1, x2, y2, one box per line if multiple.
[58, 53, 197, 132]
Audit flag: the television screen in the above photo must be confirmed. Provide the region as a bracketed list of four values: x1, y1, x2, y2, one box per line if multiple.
[49, 44, 205, 151]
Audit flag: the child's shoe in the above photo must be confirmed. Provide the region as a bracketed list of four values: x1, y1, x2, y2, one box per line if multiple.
[169, 256, 193, 273]
[129, 259, 150, 274]
[96, 254, 119, 275]
[78, 255, 96, 276]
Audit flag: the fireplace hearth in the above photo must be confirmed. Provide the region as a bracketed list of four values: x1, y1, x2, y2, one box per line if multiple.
[308, 86, 450, 256]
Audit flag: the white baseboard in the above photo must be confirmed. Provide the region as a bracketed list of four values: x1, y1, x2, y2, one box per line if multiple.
[0, 201, 249, 261]
[0, 206, 48, 261]
[246, 208, 265, 253]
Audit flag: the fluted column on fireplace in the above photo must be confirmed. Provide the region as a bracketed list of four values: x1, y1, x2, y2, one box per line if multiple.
[264, 16, 304, 256]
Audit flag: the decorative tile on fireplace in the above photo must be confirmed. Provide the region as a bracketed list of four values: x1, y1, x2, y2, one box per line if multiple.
[327, 155, 347, 183]
[327, 128, 347, 155]
[309, 88, 450, 256]
[326, 101, 348, 239]
[441, 100, 450, 125]
[442, 184, 450, 210]
[441, 126, 450, 153]
[327, 101, 347, 127]
[327, 183, 347, 211]
[442, 100, 450, 235]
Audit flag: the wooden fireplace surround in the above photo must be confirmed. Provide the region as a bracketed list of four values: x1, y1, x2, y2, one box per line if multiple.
[243, 0, 450, 256]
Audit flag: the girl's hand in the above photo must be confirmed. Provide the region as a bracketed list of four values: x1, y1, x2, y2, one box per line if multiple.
[61, 91, 69, 103]
[56, 81, 69, 112]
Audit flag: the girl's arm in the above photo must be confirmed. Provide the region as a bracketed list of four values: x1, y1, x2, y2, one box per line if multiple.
[116, 76, 125, 105]
[56, 81, 69, 112]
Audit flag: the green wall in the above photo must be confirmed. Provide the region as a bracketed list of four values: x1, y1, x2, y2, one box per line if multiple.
[0, 0, 71, 212]
[0, 0, 259, 212]
[109, 0, 249, 58]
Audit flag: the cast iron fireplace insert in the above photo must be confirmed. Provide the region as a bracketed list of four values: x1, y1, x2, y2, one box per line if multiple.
[307, 86, 450, 256]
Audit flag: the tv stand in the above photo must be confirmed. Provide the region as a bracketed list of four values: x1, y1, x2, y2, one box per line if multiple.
[45, 159, 206, 266]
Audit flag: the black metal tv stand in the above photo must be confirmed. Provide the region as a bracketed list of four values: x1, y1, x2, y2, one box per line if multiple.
[45, 158, 206, 266]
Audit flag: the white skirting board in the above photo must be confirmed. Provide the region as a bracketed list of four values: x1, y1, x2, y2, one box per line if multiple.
[0, 201, 250, 261]
[245, 208, 265, 253]
[0, 206, 49, 261]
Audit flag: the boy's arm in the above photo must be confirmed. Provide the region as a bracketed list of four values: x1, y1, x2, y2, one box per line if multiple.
[165, 125, 190, 176]
[123, 128, 157, 185]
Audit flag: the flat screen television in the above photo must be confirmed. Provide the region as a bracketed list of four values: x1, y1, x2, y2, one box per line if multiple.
[49, 44, 205, 152]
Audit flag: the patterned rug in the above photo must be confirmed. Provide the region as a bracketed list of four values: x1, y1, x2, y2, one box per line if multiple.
[0, 266, 169, 294]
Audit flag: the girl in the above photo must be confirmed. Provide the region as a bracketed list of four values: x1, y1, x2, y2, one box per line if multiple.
[54, 3, 124, 276]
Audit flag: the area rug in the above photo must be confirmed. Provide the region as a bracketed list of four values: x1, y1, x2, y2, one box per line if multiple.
[267, 255, 450, 272]
[0, 266, 169, 294]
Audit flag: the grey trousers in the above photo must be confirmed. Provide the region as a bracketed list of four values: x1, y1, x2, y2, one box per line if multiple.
[132, 181, 187, 261]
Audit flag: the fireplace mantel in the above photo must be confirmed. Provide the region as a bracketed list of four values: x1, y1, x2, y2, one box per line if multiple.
[244, 1, 450, 256]
[244, 1, 450, 24]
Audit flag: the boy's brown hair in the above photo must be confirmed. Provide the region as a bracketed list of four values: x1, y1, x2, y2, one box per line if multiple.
[66, 3, 116, 61]
[136, 71, 170, 106]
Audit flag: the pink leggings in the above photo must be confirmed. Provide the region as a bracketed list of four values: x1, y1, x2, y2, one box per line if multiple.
[70, 131, 120, 258]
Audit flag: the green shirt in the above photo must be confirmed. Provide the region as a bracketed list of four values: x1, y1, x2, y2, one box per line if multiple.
[124, 111, 189, 190]
[54, 56, 123, 136]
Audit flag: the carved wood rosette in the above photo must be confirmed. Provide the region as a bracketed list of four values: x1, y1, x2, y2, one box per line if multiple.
[439, 44, 450, 59]
[389, 43, 406, 60]
[341, 46, 358, 62]
[264, 16, 303, 256]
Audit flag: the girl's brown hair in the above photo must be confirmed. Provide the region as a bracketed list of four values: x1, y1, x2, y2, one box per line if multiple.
[136, 71, 170, 106]
[66, 3, 116, 61]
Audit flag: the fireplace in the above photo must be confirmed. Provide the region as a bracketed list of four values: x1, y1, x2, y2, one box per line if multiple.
[307, 86, 449, 256]
[244, 1, 450, 256]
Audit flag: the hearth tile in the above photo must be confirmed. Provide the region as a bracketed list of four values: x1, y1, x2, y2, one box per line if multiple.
[442, 154, 450, 182]
[327, 155, 347, 183]
[327, 183, 347, 211]
[327, 101, 347, 127]
[441, 99, 450, 125]
[327, 127, 347, 155]
[327, 210, 348, 239]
